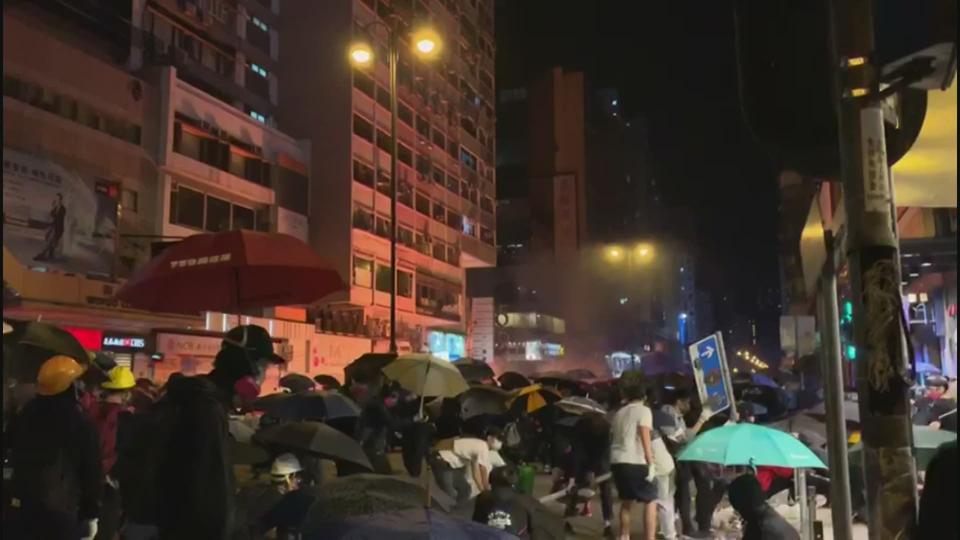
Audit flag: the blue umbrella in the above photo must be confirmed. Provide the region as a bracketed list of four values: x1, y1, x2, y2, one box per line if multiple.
[304, 508, 520, 539]
[916, 363, 942, 375]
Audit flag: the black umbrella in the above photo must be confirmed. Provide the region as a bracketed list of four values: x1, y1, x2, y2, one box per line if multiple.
[452, 358, 495, 383]
[344, 352, 397, 386]
[254, 391, 361, 421]
[535, 376, 586, 397]
[766, 413, 828, 449]
[279, 373, 317, 394]
[17, 322, 89, 365]
[460, 385, 511, 419]
[230, 439, 271, 465]
[734, 382, 790, 421]
[302, 474, 455, 526]
[253, 421, 373, 471]
[497, 371, 530, 391]
[565, 368, 597, 381]
[313, 374, 342, 390]
[805, 400, 861, 425]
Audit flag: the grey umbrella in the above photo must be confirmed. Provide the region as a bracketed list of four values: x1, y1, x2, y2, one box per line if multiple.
[805, 400, 861, 424]
[279, 373, 317, 394]
[302, 474, 455, 525]
[253, 421, 372, 471]
[766, 413, 829, 449]
[460, 384, 510, 419]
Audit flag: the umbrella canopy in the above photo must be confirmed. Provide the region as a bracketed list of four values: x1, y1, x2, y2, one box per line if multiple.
[556, 396, 607, 416]
[751, 373, 779, 388]
[313, 374, 342, 390]
[565, 369, 597, 381]
[916, 363, 942, 375]
[301, 474, 455, 526]
[254, 391, 361, 421]
[766, 413, 829, 449]
[508, 385, 561, 415]
[460, 385, 511, 419]
[344, 352, 397, 386]
[850, 426, 956, 471]
[734, 383, 791, 421]
[805, 400, 861, 425]
[452, 358, 496, 383]
[279, 373, 317, 394]
[229, 439, 270, 465]
[253, 421, 372, 471]
[497, 371, 531, 391]
[304, 508, 518, 540]
[382, 354, 469, 399]
[116, 230, 346, 314]
[535, 376, 587, 396]
[16, 322, 89, 365]
[678, 423, 827, 469]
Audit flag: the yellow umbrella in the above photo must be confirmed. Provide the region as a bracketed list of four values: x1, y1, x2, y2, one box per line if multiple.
[508, 384, 561, 414]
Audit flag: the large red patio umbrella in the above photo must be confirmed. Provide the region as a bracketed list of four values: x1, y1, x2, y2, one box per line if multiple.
[116, 230, 346, 314]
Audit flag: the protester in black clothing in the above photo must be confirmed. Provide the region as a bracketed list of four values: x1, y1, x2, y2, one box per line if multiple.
[472, 466, 533, 538]
[354, 386, 400, 474]
[564, 412, 614, 537]
[728, 474, 800, 540]
[918, 440, 958, 540]
[6, 355, 102, 540]
[401, 417, 435, 477]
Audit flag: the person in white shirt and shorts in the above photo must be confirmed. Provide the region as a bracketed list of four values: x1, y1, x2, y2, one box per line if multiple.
[610, 381, 658, 540]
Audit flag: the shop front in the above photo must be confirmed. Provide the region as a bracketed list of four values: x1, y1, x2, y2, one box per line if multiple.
[62, 326, 152, 375]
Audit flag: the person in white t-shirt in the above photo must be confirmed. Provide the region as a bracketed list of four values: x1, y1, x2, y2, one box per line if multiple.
[610, 381, 658, 540]
[431, 427, 503, 504]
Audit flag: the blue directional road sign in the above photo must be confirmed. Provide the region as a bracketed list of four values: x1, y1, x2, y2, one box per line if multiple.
[689, 332, 735, 416]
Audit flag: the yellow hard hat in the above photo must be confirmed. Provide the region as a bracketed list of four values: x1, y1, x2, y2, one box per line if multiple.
[848, 431, 861, 445]
[101, 366, 136, 391]
[36, 355, 87, 396]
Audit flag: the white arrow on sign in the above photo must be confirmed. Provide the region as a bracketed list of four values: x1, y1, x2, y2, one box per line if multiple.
[703, 345, 715, 358]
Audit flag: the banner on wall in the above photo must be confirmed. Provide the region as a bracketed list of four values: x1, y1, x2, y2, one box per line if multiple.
[276, 207, 309, 244]
[3, 148, 120, 278]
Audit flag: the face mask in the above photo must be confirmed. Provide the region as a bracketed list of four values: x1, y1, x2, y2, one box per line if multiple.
[383, 396, 398, 408]
[234, 376, 261, 405]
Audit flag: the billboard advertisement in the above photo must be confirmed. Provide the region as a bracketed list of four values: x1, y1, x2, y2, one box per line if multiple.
[428, 330, 465, 361]
[3, 148, 120, 278]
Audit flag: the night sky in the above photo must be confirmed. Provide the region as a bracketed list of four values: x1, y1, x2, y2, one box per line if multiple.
[496, 0, 783, 337]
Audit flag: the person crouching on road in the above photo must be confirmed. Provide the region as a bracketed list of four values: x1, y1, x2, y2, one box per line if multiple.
[254, 454, 316, 540]
[431, 427, 503, 505]
[91, 366, 137, 540]
[6, 355, 103, 540]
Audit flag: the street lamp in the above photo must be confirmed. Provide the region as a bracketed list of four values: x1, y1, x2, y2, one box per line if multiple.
[349, 19, 442, 353]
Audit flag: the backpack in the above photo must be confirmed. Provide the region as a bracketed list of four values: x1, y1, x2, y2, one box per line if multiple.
[503, 421, 523, 449]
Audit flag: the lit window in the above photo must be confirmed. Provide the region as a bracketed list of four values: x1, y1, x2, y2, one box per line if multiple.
[249, 110, 266, 123]
[251, 63, 268, 77]
[252, 16, 269, 32]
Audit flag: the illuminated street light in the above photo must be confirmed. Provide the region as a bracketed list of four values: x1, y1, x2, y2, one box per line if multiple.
[348, 20, 442, 353]
[605, 246, 624, 262]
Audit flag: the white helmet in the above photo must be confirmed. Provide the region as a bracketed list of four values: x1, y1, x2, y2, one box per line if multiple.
[270, 453, 303, 477]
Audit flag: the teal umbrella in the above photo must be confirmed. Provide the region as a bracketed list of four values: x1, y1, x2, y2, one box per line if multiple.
[678, 422, 827, 469]
[849, 426, 956, 471]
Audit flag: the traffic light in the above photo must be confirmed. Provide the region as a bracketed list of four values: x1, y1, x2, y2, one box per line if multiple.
[840, 299, 856, 360]
[732, 0, 955, 179]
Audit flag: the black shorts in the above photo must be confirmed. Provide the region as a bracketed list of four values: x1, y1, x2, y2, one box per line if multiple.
[611, 463, 657, 503]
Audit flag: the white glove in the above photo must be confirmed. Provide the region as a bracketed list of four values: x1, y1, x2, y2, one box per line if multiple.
[646, 466, 657, 483]
[80, 519, 98, 540]
[699, 408, 714, 423]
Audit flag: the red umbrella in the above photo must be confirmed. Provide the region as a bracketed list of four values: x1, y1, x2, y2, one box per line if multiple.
[116, 230, 346, 314]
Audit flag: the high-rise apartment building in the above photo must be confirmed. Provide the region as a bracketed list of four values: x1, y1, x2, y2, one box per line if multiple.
[279, 0, 497, 356]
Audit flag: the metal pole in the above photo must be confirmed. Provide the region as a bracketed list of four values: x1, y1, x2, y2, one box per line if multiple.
[796, 468, 810, 540]
[388, 26, 399, 354]
[827, 1, 918, 538]
[807, 486, 818, 540]
[818, 229, 854, 540]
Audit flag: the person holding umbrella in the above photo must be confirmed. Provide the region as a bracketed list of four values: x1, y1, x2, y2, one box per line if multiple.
[6, 355, 103, 540]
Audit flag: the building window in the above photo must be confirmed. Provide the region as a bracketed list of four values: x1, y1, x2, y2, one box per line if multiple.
[431, 128, 445, 148]
[353, 256, 373, 288]
[398, 270, 413, 298]
[416, 115, 430, 139]
[398, 144, 413, 167]
[247, 17, 271, 53]
[431, 167, 445, 185]
[399, 180, 414, 207]
[251, 16, 268, 32]
[169, 185, 205, 229]
[398, 225, 415, 248]
[353, 159, 374, 187]
[398, 102, 414, 126]
[352, 205, 374, 232]
[433, 242, 446, 262]
[375, 263, 392, 292]
[459, 147, 477, 171]
[205, 195, 231, 232]
[352, 114, 374, 142]
[232, 205, 255, 230]
[416, 193, 431, 215]
[376, 86, 390, 110]
[122, 189, 139, 214]
[353, 71, 375, 98]
[432, 202, 446, 222]
[248, 110, 266, 123]
[250, 63, 268, 77]
[415, 155, 431, 176]
[375, 215, 390, 239]
[446, 211, 462, 231]
[376, 129, 392, 153]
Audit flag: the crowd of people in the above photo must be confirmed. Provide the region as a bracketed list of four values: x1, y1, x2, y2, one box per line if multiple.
[2, 321, 957, 540]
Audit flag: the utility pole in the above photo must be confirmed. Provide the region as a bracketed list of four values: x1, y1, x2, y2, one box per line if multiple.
[827, 1, 918, 538]
[818, 230, 854, 540]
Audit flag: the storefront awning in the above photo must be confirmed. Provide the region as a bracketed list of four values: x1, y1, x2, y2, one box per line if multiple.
[892, 82, 957, 208]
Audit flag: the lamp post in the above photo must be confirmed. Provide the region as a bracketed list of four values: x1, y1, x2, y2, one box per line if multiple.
[350, 21, 441, 353]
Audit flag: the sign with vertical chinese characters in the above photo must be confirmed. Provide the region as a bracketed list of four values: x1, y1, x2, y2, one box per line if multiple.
[860, 108, 892, 212]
